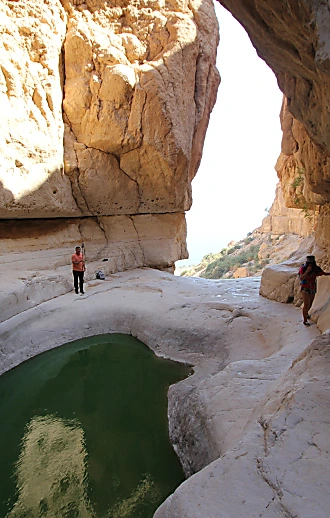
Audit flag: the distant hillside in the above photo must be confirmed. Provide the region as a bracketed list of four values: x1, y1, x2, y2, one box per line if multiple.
[176, 230, 305, 279]
[177, 182, 317, 280]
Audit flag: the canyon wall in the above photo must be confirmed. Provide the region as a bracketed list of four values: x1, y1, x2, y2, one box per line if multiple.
[259, 181, 317, 237]
[217, 1, 330, 317]
[0, 0, 219, 271]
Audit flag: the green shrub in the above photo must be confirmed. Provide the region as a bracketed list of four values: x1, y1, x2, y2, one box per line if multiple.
[201, 244, 260, 279]
[227, 244, 241, 255]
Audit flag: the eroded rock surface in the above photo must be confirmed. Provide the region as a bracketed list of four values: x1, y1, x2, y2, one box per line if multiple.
[63, 0, 219, 216]
[260, 181, 317, 237]
[156, 332, 330, 518]
[0, 213, 187, 322]
[2, 1, 330, 516]
[0, 0, 75, 217]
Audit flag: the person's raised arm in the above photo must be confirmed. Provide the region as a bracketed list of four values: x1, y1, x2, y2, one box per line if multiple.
[300, 265, 312, 279]
[72, 255, 83, 265]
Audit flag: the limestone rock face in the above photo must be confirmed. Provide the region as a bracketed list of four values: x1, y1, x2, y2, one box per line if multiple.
[62, 0, 219, 216]
[156, 332, 330, 518]
[0, 0, 78, 218]
[233, 266, 248, 278]
[2, 269, 328, 517]
[259, 182, 317, 237]
[275, 97, 329, 214]
[0, 213, 187, 322]
[0, 0, 219, 221]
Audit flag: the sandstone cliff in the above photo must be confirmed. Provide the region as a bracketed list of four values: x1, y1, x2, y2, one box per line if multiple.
[0, 0, 219, 271]
[260, 181, 317, 237]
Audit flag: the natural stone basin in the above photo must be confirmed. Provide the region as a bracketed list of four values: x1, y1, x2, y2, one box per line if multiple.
[0, 334, 190, 518]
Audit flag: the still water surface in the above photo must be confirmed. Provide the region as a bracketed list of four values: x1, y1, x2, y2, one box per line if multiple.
[0, 334, 190, 517]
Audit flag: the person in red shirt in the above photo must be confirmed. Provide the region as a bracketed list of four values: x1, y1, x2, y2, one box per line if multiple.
[72, 246, 85, 294]
[299, 255, 330, 326]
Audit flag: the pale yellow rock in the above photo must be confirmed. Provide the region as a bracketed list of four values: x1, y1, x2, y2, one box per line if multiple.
[0, 0, 219, 269]
[1, 1, 330, 517]
[275, 108, 326, 211]
[257, 242, 269, 261]
[0, 0, 79, 218]
[62, 0, 220, 215]
[315, 203, 330, 250]
[259, 262, 299, 304]
[233, 266, 248, 278]
[259, 182, 317, 237]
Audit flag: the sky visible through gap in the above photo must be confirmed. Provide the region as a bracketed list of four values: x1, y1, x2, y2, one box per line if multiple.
[176, 2, 283, 269]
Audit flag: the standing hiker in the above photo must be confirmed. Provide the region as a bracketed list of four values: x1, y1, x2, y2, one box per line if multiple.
[299, 255, 330, 326]
[72, 245, 85, 294]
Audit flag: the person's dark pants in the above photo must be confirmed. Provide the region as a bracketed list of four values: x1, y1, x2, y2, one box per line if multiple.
[73, 271, 84, 293]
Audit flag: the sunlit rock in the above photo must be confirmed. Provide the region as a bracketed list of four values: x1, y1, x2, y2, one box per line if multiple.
[233, 266, 248, 278]
[0, 0, 219, 270]
[260, 182, 317, 237]
[0, 0, 77, 218]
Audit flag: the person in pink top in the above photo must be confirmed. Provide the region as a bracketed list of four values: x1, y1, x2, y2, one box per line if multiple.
[72, 246, 85, 294]
[298, 255, 330, 326]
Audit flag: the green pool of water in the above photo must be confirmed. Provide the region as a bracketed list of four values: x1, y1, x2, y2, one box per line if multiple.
[0, 334, 190, 518]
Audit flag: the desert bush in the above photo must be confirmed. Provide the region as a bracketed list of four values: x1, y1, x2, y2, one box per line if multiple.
[201, 245, 260, 279]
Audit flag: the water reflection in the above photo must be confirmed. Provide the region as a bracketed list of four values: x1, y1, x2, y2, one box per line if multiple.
[108, 475, 159, 518]
[0, 334, 190, 518]
[7, 415, 94, 518]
